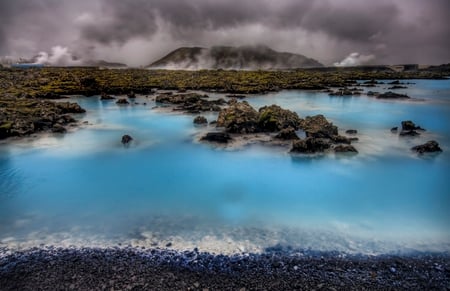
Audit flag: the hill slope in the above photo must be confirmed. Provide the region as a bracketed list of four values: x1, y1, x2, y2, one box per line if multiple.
[149, 45, 323, 69]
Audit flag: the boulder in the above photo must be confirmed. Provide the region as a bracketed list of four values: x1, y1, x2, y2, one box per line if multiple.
[216, 101, 259, 133]
[121, 134, 133, 144]
[290, 138, 331, 154]
[376, 91, 410, 99]
[116, 98, 130, 105]
[201, 132, 232, 143]
[193, 116, 208, 125]
[334, 145, 358, 153]
[411, 140, 442, 154]
[258, 105, 302, 132]
[401, 120, 425, 131]
[345, 129, 357, 134]
[275, 127, 300, 140]
[299, 115, 338, 138]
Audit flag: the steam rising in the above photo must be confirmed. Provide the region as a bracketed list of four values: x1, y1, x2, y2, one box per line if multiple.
[34, 46, 83, 66]
[334, 52, 376, 67]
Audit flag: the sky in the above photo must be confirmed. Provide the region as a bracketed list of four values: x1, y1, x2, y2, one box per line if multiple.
[0, 0, 449, 67]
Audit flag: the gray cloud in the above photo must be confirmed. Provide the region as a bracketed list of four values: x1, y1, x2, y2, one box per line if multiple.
[1, 0, 449, 66]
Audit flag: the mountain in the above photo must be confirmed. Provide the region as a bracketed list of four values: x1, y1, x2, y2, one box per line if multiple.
[148, 45, 323, 69]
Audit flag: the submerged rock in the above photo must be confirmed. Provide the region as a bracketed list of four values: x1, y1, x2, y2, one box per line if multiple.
[334, 145, 358, 153]
[116, 98, 130, 105]
[193, 116, 208, 125]
[299, 115, 338, 139]
[200, 132, 232, 143]
[376, 91, 410, 99]
[290, 138, 331, 154]
[411, 140, 442, 154]
[275, 127, 300, 140]
[390, 127, 398, 132]
[121, 134, 133, 144]
[100, 92, 115, 100]
[345, 129, 358, 135]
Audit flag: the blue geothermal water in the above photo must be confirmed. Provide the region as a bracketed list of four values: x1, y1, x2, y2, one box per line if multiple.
[0, 79, 449, 254]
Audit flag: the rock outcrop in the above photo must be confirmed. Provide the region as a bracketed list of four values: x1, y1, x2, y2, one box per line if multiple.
[216, 101, 259, 133]
[290, 138, 331, 154]
[258, 105, 302, 132]
[200, 132, 232, 143]
[299, 115, 338, 138]
[275, 127, 300, 140]
[121, 134, 133, 144]
[193, 116, 208, 125]
[156, 93, 225, 113]
[411, 140, 442, 154]
[0, 97, 85, 139]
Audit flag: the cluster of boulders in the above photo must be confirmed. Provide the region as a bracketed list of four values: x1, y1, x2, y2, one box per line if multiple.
[0, 97, 86, 139]
[201, 100, 358, 154]
[391, 120, 443, 154]
[155, 92, 226, 113]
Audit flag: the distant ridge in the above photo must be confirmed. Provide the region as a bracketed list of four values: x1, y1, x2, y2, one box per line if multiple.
[148, 45, 323, 69]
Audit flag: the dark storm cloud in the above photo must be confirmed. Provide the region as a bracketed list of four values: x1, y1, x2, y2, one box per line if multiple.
[1, 0, 449, 65]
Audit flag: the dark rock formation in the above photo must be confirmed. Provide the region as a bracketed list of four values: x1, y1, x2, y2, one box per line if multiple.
[411, 140, 442, 154]
[156, 93, 225, 113]
[121, 135, 133, 144]
[401, 120, 425, 131]
[193, 116, 208, 125]
[100, 92, 115, 100]
[377, 91, 410, 99]
[116, 98, 130, 105]
[299, 115, 338, 138]
[388, 85, 408, 89]
[290, 138, 331, 154]
[275, 127, 300, 140]
[258, 105, 302, 132]
[331, 135, 352, 144]
[0, 98, 85, 139]
[216, 101, 259, 133]
[391, 127, 398, 132]
[345, 129, 357, 134]
[334, 145, 358, 153]
[200, 132, 232, 143]
[367, 91, 379, 96]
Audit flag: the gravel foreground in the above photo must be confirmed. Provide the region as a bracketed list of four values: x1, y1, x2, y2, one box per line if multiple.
[1, 247, 449, 290]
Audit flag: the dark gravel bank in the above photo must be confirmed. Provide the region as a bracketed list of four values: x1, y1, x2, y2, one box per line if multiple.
[1, 247, 449, 290]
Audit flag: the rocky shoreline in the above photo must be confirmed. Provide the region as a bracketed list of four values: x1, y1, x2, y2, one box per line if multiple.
[0, 247, 449, 290]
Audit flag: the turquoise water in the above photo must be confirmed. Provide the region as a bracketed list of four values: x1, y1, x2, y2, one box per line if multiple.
[0, 79, 449, 254]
